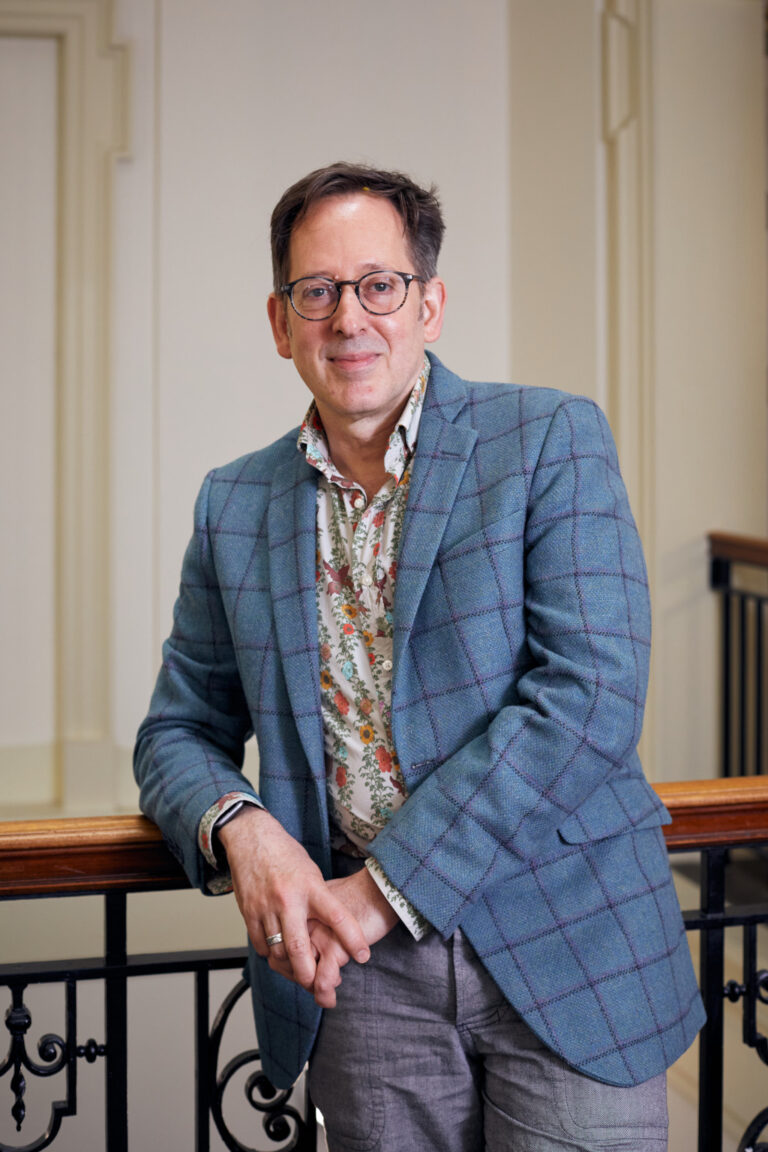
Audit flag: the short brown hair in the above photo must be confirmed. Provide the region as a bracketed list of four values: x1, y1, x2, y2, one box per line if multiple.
[270, 161, 445, 294]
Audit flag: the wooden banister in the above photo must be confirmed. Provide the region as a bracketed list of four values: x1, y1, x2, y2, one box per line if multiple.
[2, 778, 768, 898]
[659, 776, 768, 848]
[0, 814, 188, 897]
[708, 531, 768, 569]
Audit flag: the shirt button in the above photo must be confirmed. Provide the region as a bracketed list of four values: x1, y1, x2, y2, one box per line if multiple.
[361, 573, 373, 587]
[352, 495, 364, 509]
[382, 659, 393, 672]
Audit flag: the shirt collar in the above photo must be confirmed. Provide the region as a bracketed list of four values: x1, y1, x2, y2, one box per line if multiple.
[297, 356, 430, 487]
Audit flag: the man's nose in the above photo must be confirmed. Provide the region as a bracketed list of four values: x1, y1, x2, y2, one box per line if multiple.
[332, 284, 366, 334]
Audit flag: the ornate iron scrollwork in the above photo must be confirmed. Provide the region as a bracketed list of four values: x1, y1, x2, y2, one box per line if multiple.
[0, 979, 107, 1152]
[208, 977, 313, 1152]
[738, 1105, 768, 1152]
[734, 926, 768, 1066]
[727, 926, 768, 1152]
[0, 981, 74, 1152]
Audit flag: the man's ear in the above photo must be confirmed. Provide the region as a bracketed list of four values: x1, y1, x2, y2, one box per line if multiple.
[268, 293, 293, 360]
[422, 278, 446, 344]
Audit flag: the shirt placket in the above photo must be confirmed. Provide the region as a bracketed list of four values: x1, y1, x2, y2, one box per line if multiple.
[348, 489, 394, 693]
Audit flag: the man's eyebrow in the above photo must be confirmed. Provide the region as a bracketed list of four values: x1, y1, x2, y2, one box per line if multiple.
[294, 262, 394, 280]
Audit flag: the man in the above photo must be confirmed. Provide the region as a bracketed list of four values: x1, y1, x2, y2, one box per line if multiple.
[135, 162, 704, 1151]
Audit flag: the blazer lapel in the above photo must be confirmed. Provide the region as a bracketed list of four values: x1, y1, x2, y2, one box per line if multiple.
[267, 452, 326, 777]
[393, 375, 477, 675]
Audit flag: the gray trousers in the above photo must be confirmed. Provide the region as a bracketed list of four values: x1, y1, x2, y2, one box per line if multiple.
[308, 911, 668, 1152]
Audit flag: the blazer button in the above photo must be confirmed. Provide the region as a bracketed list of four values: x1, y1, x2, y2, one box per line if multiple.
[382, 659, 393, 672]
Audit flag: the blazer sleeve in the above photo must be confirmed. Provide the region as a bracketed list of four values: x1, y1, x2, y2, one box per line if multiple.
[368, 395, 654, 937]
[133, 470, 260, 891]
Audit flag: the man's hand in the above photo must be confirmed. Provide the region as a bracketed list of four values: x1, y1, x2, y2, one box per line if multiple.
[326, 868, 400, 944]
[307, 868, 399, 1008]
[217, 807, 370, 991]
[264, 864, 400, 1007]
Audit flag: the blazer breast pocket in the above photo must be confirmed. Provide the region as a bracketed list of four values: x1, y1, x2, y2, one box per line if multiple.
[435, 508, 527, 619]
[438, 507, 527, 564]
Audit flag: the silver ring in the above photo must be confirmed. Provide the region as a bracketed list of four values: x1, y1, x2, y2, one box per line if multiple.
[265, 932, 283, 947]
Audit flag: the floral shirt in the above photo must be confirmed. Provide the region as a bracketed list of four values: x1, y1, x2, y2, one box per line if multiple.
[199, 359, 431, 940]
[305, 359, 430, 939]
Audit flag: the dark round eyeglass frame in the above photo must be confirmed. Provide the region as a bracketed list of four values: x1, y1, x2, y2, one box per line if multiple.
[280, 270, 426, 321]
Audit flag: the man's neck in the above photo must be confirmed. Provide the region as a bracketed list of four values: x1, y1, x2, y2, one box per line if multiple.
[323, 417, 394, 502]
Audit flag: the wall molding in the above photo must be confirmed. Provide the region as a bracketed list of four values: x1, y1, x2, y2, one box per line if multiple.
[602, 0, 657, 771]
[0, 0, 129, 807]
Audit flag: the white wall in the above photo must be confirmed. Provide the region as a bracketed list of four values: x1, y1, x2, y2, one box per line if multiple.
[115, 0, 516, 808]
[150, 0, 513, 639]
[0, 0, 764, 802]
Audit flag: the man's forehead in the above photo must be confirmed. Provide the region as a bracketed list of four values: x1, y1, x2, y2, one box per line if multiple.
[297, 190, 400, 226]
[288, 193, 409, 271]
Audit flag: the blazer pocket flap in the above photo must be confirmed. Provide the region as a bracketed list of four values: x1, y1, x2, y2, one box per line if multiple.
[557, 778, 671, 845]
[439, 508, 526, 564]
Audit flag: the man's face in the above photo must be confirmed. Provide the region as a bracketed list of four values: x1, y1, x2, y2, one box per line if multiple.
[268, 194, 445, 436]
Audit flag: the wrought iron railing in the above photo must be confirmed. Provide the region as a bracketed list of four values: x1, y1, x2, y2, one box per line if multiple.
[2, 780, 768, 1151]
[709, 532, 768, 778]
[662, 777, 768, 1152]
[0, 816, 314, 1152]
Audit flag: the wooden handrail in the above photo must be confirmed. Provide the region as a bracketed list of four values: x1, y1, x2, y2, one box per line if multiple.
[660, 776, 768, 849]
[0, 814, 188, 897]
[1, 778, 768, 898]
[708, 531, 768, 569]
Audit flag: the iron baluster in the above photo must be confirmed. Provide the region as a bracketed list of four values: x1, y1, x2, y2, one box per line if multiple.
[739, 597, 748, 777]
[196, 968, 210, 1152]
[698, 846, 727, 1152]
[711, 556, 732, 777]
[756, 602, 764, 776]
[104, 893, 128, 1152]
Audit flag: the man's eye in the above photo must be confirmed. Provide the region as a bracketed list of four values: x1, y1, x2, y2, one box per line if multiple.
[366, 276, 397, 296]
[298, 281, 333, 303]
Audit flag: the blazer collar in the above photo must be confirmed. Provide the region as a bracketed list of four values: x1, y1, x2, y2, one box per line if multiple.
[393, 355, 478, 660]
[267, 450, 326, 778]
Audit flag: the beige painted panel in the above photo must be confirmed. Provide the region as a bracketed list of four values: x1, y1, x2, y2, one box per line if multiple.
[652, 0, 767, 781]
[0, 746, 57, 810]
[111, 0, 157, 754]
[0, 37, 57, 751]
[507, 0, 599, 399]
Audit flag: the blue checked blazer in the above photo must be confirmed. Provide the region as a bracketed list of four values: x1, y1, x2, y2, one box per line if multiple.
[135, 353, 704, 1089]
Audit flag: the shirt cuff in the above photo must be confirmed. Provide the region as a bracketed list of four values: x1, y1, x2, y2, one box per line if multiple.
[198, 792, 262, 893]
[365, 857, 431, 940]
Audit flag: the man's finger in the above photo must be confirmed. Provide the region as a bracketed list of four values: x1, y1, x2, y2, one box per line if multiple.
[267, 952, 297, 982]
[279, 909, 319, 989]
[310, 887, 371, 963]
[311, 925, 348, 1009]
[263, 921, 288, 964]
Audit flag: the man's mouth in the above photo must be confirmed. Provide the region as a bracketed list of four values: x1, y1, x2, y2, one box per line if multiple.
[327, 350, 380, 369]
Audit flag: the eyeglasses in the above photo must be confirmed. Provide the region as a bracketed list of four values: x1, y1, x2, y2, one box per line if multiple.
[280, 270, 425, 321]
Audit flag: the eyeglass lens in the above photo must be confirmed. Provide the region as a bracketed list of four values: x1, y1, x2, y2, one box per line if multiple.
[291, 271, 408, 319]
